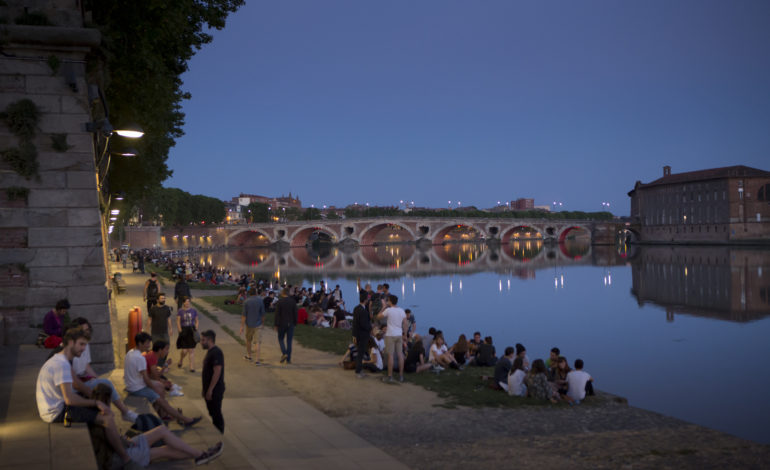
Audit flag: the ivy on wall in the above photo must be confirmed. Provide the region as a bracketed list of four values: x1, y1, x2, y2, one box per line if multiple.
[0, 99, 40, 180]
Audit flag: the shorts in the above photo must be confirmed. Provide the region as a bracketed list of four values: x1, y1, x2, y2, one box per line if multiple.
[126, 434, 151, 467]
[53, 405, 99, 424]
[384, 336, 402, 357]
[245, 325, 263, 344]
[129, 386, 160, 403]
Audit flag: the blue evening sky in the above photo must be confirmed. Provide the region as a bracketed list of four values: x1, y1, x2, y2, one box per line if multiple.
[165, 0, 770, 215]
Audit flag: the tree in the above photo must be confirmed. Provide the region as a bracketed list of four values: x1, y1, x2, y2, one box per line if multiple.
[304, 207, 321, 220]
[86, 0, 244, 214]
[243, 202, 269, 223]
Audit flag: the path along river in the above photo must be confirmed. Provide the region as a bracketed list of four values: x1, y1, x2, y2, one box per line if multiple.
[176, 241, 770, 444]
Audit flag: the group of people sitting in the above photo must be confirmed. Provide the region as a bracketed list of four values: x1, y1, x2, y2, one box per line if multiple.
[35, 301, 224, 467]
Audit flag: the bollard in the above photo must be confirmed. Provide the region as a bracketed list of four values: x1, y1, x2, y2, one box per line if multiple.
[126, 306, 143, 351]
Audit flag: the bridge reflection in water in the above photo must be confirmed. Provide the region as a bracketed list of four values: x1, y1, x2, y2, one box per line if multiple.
[189, 240, 628, 279]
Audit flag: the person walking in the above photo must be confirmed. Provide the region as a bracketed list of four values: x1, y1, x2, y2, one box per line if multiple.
[143, 272, 160, 316]
[351, 290, 372, 378]
[176, 298, 199, 372]
[200, 330, 225, 434]
[273, 288, 298, 364]
[240, 288, 266, 364]
[147, 293, 173, 345]
[174, 277, 192, 310]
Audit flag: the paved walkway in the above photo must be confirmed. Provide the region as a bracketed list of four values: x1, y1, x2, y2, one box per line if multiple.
[0, 262, 406, 469]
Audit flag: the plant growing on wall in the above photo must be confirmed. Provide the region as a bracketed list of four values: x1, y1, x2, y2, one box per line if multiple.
[50, 133, 72, 152]
[0, 99, 40, 180]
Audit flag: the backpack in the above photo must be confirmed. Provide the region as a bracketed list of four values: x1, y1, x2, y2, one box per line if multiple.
[146, 280, 159, 299]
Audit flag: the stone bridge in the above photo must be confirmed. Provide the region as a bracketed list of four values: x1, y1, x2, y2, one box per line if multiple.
[198, 240, 625, 277]
[173, 217, 622, 248]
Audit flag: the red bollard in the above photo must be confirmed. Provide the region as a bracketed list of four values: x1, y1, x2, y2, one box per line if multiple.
[127, 306, 143, 351]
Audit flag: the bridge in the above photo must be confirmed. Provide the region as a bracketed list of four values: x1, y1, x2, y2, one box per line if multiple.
[158, 217, 625, 249]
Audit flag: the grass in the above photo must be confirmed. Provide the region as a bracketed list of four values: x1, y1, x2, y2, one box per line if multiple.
[197, 294, 590, 408]
[191, 299, 245, 347]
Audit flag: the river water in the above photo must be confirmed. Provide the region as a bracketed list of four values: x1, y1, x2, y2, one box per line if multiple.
[182, 241, 770, 444]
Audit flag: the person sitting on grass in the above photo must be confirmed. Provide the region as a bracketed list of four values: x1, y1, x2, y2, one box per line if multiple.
[450, 334, 471, 365]
[361, 337, 383, 373]
[429, 332, 462, 370]
[491, 346, 514, 391]
[224, 286, 248, 305]
[549, 356, 573, 404]
[474, 336, 498, 367]
[91, 384, 223, 467]
[545, 347, 560, 371]
[566, 358, 594, 405]
[125, 332, 201, 426]
[526, 359, 558, 403]
[468, 331, 482, 357]
[507, 357, 527, 397]
[403, 335, 433, 374]
[515, 343, 530, 371]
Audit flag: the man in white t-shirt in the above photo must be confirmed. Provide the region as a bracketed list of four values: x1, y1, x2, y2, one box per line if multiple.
[565, 358, 593, 403]
[376, 294, 408, 383]
[36, 328, 132, 465]
[69, 317, 137, 422]
[125, 332, 201, 426]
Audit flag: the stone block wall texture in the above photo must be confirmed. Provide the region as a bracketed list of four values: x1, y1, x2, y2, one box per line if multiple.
[0, 3, 115, 371]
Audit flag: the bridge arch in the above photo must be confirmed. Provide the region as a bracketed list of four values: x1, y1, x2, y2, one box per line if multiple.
[360, 221, 418, 246]
[290, 225, 338, 247]
[501, 225, 544, 244]
[558, 225, 591, 244]
[432, 223, 486, 244]
[227, 228, 273, 247]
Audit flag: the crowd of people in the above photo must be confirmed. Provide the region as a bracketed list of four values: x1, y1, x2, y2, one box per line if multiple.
[35, 297, 225, 467]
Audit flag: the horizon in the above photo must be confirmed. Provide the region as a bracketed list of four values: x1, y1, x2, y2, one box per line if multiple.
[164, 1, 770, 216]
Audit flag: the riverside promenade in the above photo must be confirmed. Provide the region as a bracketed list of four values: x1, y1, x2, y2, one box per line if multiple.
[0, 260, 405, 470]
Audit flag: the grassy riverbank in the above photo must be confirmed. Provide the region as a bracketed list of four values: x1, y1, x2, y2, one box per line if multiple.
[146, 262, 239, 291]
[197, 295, 598, 409]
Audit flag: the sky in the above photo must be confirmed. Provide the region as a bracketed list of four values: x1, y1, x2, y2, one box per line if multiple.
[165, 0, 770, 215]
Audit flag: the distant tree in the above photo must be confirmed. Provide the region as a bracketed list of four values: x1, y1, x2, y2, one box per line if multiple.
[304, 207, 322, 220]
[325, 211, 341, 220]
[243, 202, 270, 223]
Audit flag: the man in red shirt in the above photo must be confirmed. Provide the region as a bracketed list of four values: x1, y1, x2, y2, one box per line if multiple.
[143, 340, 183, 397]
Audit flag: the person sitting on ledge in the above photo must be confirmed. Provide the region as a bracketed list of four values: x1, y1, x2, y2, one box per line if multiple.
[41, 299, 70, 348]
[36, 328, 132, 464]
[125, 332, 201, 426]
[91, 384, 223, 467]
[69, 317, 138, 423]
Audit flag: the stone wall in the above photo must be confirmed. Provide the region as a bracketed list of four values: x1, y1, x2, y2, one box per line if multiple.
[0, 5, 114, 370]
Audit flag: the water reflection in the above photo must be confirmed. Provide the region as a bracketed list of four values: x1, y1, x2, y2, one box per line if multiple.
[631, 246, 770, 322]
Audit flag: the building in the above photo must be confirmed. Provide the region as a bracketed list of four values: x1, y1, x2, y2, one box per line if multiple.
[628, 165, 770, 243]
[511, 198, 535, 211]
[225, 193, 302, 224]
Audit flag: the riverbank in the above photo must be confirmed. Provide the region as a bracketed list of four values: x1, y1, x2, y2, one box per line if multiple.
[183, 293, 769, 468]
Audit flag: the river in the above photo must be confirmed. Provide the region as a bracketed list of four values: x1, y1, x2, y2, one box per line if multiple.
[176, 241, 770, 444]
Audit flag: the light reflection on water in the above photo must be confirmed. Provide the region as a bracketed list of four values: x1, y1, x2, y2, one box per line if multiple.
[175, 243, 770, 443]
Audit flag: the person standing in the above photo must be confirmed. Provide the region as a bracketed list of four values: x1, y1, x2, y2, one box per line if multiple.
[273, 288, 298, 364]
[147, 293, 173, 345]
[201, 330, 225, 434]
[143, 272, 160, 315]
[176, 298, 199, 372]
[351, 290, 372, 378]
[174, 277, 192, 309]
[376, 294, 408, 383]
[239, 288, 265, 364]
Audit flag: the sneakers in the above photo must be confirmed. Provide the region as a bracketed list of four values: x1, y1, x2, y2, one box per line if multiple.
[356, 372, 366, 379]
[169, 388, 184, 397]
[381, 376, 396, 384]
[122, 410, 138, 423]
[280, 354, 287, 364]
[243, 355, 253, 362]
[194, 442, 224, 465]
[398, 376, 405, 383]
[254, 360, 262, 366]
[184, 416, 202, 428]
